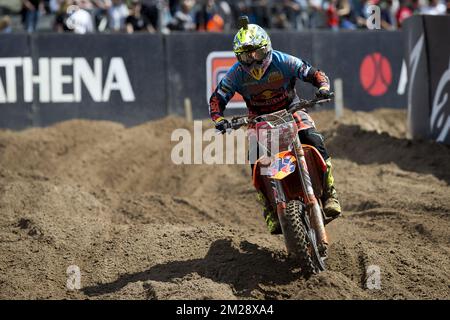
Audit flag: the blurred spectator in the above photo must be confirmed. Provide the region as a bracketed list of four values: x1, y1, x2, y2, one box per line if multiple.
[396, 0, 413, 27]
[92, 0, 111, 32]
[195, 0, 225, 31]
[167, 0, 196, 31]
[309, 0, 327, 28]
[355, 0, 373, 28]
[54, 0, 71, 32]
[66, 0, 94, 33]
[326, 0, 340, 29]
[126, 0, 155, 32]
[271, 1, 291, 29]
[169, 0, 181, 15]
[49, 0, 60, 12]
[22, 0, 45, 32]
[251, 0, 271, 28]
[108, 0, 128, 31]
[337, 0, 357, 29]
[141, 0, 159, 31]
[228, 0, 251, 27]
[380, 0, 395, 29]
[325, 0, 359, 30]
[420, 0, 446, 14]
[0, 0, 22, 13]
[288, 0, 311, 30]
[0, 15, 12, 33]
[218, 0, 232, 30]
[77, 0, 94, 10]
[283, 0, 303, 30]
[5, 0, 448, 33]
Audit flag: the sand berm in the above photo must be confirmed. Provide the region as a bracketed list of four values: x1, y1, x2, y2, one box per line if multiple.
[0, 108, 449, 299]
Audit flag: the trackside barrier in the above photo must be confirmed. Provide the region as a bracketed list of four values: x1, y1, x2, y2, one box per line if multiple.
[0, 33, 167, 129]
[403, 15, 450, 144]
[0, 30, 408, 129]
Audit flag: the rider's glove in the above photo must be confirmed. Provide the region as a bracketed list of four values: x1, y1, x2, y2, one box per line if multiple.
[316, 86, 333, 99]
[214, 117, 230, 134]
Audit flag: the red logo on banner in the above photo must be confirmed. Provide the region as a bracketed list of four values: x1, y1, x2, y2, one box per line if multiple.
[360, 52, 392, 96]
[206, 51, 245, 109]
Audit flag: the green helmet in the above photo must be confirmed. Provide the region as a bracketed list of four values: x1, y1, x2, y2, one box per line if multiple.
[233, 20, 272, 80]
[233, 23, 271, 54]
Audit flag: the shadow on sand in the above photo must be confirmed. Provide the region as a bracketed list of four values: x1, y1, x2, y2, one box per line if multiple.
[82, 239, 301, 298]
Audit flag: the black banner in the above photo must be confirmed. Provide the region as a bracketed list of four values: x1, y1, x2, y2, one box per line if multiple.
[403, 15, 430, 140]
[424, 16, 450, 143]
[0, 31, 407, 129]
[404, 15, 450, 144]
[0, 34, 33, 129]
[166, 30, 405, 120]
[313, 30, 405, 111]
[0, 33, 167, 129]
[165, 32, 234, 118]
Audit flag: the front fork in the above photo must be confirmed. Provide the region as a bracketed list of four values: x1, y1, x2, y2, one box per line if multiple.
[292, 137, 329, 248]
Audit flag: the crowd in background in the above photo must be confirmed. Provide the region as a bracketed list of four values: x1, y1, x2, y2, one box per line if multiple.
[0, 0, 448, 34]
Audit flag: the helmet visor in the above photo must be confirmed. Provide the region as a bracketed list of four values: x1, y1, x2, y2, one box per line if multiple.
[237, 46, 270, 65]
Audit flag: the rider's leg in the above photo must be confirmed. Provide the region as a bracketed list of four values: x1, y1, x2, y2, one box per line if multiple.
[256, 189, 281, 234]
[298, 128, 342, 218]
[251, 163, 282, 235]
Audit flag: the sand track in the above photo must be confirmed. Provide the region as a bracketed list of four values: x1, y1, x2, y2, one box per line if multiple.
[0, 109, 449, 299]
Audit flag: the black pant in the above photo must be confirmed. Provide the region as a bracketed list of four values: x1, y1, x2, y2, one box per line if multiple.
[298, 128, 329, 160]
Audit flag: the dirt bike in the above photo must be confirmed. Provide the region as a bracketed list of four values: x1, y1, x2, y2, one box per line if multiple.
[225, 97, 336, 275]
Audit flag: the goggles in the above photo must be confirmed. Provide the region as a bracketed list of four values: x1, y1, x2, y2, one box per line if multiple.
[237, 46, 269, 65]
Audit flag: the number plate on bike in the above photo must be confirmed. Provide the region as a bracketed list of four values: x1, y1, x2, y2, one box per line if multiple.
[268, 152, 296, 180]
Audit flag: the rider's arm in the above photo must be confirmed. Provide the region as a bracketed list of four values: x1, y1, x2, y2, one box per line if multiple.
[285, 54, 331, 91]
[209, 70, 238, 122]
[209, 91, 228, 122]
[305, 68, 331, 92]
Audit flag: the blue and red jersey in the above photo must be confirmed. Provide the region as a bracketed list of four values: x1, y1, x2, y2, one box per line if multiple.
[209, 50, 330, 122]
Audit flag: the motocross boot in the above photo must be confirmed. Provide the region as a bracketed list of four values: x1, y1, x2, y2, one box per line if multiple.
[323, 158, 342, 218]
[256, 191, 281, 234]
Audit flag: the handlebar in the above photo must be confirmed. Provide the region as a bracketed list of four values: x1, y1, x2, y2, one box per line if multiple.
[287, 95, 334, 114]
[224, 94, 334, 131]
[227, 117, 249, 131]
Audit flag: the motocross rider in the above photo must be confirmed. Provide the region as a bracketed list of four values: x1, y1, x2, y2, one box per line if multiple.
[208, 20, 342, 234]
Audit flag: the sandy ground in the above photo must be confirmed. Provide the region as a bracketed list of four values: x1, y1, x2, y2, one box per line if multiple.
[0, 108, 449, 300]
